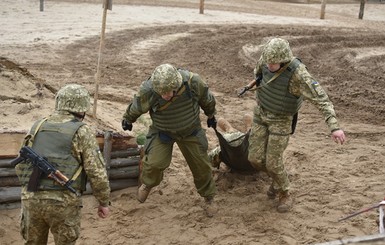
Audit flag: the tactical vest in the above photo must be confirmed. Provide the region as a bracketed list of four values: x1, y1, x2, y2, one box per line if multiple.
[258, 58, 303, 116]
[150, 70, 200, 137]
[18, 119, 86, 191]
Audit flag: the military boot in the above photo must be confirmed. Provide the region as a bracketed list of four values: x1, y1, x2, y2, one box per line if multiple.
[217, 117, 235, 133]
[266, 184, 278, 199]
[277, 191, 293, 213]
[204, 196, 218, 218]
[137, 184, 151, 203]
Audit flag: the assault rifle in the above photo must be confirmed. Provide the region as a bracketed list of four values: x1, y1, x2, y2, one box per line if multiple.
[11, 146, 80, 196]
[237, 75, 262, 97]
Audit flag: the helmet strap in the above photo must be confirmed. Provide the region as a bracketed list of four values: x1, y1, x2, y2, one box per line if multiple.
[70, 112, 86, 121]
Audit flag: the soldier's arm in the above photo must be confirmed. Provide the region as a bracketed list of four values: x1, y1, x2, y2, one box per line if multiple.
[73, 125, 110, 207]
[192, 73, 216, 117]
[290, 64, 340, 132]
[123, 80, 154, 123]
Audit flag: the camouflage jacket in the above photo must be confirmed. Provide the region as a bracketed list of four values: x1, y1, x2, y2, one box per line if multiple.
[20, 111, 110, 207]
[123, 69, 216, 125]
[254, 57, 340, 132]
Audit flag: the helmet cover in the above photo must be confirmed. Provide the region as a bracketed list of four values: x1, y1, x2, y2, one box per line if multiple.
[262, 38, 293, 64]
[151, 64, 182, 95]
[55, 84, 91, 113]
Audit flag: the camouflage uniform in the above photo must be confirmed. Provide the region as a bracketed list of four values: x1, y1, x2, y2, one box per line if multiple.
[209, 131, 245, 168]
[248, 38, 341, 198]
[123, 64, 217, 199]
[16, 84, 110, 245]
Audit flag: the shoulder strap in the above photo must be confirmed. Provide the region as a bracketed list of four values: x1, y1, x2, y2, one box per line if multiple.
[257, 58, 295, 89]
[23, 118, 48, 147]
[158, 72, 193, 111]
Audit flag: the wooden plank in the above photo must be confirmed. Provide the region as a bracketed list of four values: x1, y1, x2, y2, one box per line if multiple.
[111, 148, 141, 158]
[0, 132, 26, 158]
[110, 157, 140, 168]
[0, 176, 20, 187]
[109, 165, 139, 180]
[0, 186, 21, 203]
[0, 158, 14, 168]
[0, 167, 16, 177]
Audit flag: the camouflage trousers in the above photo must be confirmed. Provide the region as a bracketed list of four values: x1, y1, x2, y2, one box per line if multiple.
[20, 197, 81, 245]
[141, 127, 216, 198]
[248, 106, 293, 192]
[208, 131, 245, 168]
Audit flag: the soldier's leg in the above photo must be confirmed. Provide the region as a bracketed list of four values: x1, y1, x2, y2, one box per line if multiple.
[248, 122, 268, 172]
[265, 133, 290, 192]
[177, 129, 216, 198]
[48, 199, 81, 245]
[21, 199, 49, 245]
[141, 131, 173, 188]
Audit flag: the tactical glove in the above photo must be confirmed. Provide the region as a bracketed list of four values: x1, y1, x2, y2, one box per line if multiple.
[207, 116, 217, 129]
[122, 120, 133, 131]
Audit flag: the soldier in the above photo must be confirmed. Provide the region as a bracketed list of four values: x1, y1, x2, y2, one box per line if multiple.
[122, 64, 218, 217]
[242, 37, 346, 212]
[15, 84, 111, 244]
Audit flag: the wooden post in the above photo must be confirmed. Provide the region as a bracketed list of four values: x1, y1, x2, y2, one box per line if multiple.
[103, 131, 113, 178]
[320, 0, 327, 19]
[93, 0, 111, 118]
[40, 0, 44, 12]
[358, 0, 366, 20]
[199, 0, 204, 14]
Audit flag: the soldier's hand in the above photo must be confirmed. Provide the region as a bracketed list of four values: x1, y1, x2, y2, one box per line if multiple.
[237, 86, 249, 97]
[331, 129, 346, 145]
[97, 205, 109, 218]
[122, 120, 133, 131]
[207, 116, 217, 129]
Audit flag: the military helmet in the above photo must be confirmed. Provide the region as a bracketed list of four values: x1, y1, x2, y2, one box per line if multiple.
[151, 64, 182, 95]
[55, 84, 91, 113]
[262, 37, 293, 64]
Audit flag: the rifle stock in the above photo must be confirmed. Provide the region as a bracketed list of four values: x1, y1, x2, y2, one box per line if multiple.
[12, 146, 80, 196]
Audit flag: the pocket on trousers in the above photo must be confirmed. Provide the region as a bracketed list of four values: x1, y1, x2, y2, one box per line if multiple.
[158, 132, 174, 144]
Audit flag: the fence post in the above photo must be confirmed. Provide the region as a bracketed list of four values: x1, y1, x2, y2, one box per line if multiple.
[199, 0, 204, 14]
[320, 0, 327, 19]
[358, 0, 366, 19]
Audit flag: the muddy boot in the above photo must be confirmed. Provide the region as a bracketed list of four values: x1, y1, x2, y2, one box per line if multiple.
[137, 184, 151, 203]
[204, 196, 218, 218]
[217, 117, 235, 133]
[266, 184, 278, 200]
[277, 191, 293, 213]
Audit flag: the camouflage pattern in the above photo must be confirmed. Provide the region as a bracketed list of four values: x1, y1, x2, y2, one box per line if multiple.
[248, 106, 291, 192]
[261, 37, 293, 64]
[19, 110, 110, 244]
[151, 64, 183, 95]
[55, 84, 91, 113]
[21, 196, 81, 245]
[208, 131, 244, 168]
[123, 65, 217, 199]
[254, 54, 340, 132]
[123, 68, 216, 124]
[250, 37, 342, 193]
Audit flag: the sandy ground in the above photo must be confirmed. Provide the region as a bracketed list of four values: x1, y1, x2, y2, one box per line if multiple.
[1, 0, 385, 244]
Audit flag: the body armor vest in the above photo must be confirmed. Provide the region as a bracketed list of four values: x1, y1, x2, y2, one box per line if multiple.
[18, 119, 86, 191]
[258, 58, 303, 115]
[150, 70, 201, 137]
